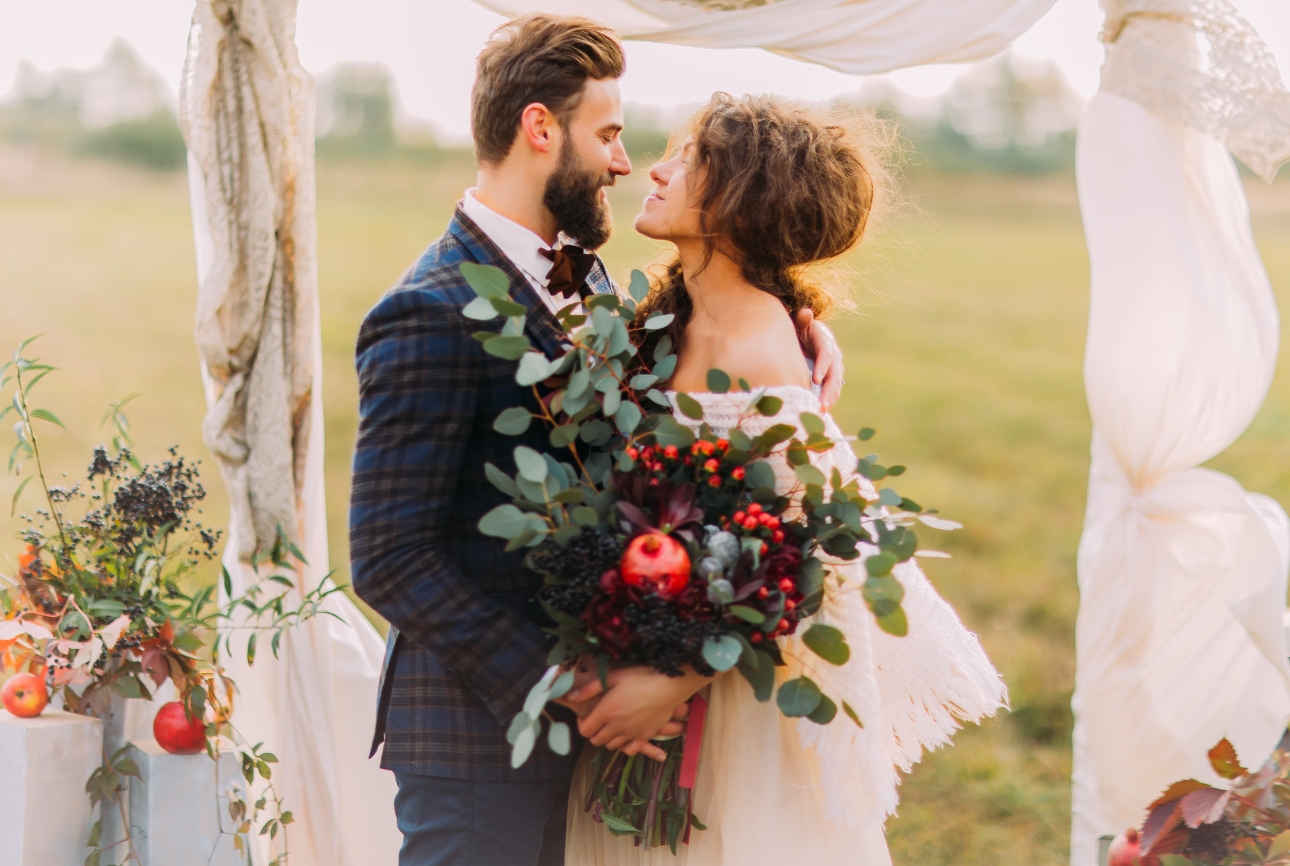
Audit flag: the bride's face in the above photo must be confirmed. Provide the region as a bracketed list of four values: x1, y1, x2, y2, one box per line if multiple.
[634, 138, 704, 242]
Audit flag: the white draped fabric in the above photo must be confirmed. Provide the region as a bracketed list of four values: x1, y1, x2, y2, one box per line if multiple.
[1071, 6, 1290, 862]
[180, 2, 399, 863]
[474, 0, 1059, 77]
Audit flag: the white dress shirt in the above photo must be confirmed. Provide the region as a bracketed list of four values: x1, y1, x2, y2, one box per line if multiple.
[460, 189, 574, 317]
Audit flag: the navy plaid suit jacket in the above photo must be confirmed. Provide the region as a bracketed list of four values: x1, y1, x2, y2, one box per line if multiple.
[350, 207, 617, 780]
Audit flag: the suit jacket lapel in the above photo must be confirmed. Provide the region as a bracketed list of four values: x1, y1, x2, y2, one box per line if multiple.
[448, 208, 569, 360]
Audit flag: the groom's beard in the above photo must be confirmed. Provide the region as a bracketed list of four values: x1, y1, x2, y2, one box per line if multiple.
[544, 141, 615, 250]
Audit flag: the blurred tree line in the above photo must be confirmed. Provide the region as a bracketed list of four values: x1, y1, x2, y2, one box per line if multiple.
[0, 41, 1083, 176]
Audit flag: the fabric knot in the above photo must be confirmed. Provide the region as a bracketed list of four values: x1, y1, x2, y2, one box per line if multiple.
[541, 246, 596, 300]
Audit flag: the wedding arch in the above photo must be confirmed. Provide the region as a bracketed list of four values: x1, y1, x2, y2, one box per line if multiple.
[176, 1, 1290, 864]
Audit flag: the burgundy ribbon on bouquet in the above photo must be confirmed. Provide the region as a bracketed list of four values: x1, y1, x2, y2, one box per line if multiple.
[679, 692, 709, 790]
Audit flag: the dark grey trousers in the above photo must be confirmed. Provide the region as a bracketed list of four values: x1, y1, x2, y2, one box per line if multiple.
[392, 772, 572, 866]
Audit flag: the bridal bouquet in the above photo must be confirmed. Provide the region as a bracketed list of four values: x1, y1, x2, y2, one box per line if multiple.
[462, 263, 951, 851]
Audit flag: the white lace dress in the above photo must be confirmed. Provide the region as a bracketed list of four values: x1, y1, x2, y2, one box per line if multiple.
[565, 387, 1007, 865]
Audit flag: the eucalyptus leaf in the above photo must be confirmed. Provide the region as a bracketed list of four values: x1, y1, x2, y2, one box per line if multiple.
[674, 393, 704, 420]
[488, 296, 527, 317]
[744, 461, 776, 490]
[607, 319, 630, 356]
[802, 623, 850, 665]
[777, 676, 822, 718]
[736, 649, 776, 702]
[511, 721, 538, 768]
[652, 416, 696, 449]
[460, 262, 511, 298]
[628, 269, 650, 302]
[506, 711, 531, 745]
[478, 504, 529, 538]
[865, 552, 897, 577]
[543, 453, 570, 489]
[653, 335, 673, 362]
[549, 424, 580, 449]
[652, 354, 677, 380]
[729, 605, 765, 625]
[515, 352, 553, 386]
[547, 721, 572, 755]
[572, 506, 600, 526]
[794, 464, 826, 487]
[645, 389, 672, 407]
[579, 419, 614, 446]
[602, 386, 622, 416]
[878, 488, 903, 507]
[706, 369, 731, 393]
[483, 335, 532, 361]
[755, 395, 783, 416]
[614, 401, 642, 436]
[807, 693, 838, 725]
[629, 373, 659, 390]
[493, 407, 532, 435]
[644, 313, 675, 330]
[702, 635, 743, 672]
[567, 367, 590, 398]
[462, 296, 500, 320]
[876, 607, 908, 637]
[799, 412, 825, 435]
[592, 306, 614, 337]
[514, 446, 549, 483]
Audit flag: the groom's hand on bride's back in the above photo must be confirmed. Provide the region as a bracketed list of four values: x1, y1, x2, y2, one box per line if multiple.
[563, 665, 709, 762]
[796, 308, 845, 411]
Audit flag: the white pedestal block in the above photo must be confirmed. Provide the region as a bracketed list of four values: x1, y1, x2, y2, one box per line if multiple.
[0, 709, 103, 866]
[127, 739, 242, 866]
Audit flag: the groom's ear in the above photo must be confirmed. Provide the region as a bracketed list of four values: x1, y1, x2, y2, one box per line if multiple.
[471, 13, 623, 165]
[517, 102, 560, 157]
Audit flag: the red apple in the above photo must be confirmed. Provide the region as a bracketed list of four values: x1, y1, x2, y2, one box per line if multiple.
[1, 673, 48, 718]
[153, 700, 207, 754]
[620, 532, 691, 599]
[1108, 828, 1141, 866]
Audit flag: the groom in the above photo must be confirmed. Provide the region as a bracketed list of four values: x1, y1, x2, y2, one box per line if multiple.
[350, 13, 845, 866]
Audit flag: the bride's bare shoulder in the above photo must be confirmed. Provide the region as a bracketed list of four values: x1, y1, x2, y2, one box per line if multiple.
[672, 303, 812, 391]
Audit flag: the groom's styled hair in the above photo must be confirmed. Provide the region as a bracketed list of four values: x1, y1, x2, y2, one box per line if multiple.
[472, 14, 625, 164]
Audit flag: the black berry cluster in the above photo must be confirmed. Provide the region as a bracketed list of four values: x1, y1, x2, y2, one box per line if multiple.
[529, 528, 622, 618]
[619, 592, 722, 678]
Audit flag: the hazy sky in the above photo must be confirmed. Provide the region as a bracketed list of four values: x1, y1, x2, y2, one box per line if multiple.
[2, 0, 1288, 141]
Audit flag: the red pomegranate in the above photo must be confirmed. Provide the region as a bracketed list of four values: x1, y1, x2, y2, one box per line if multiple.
[620, 532, 691, 599]
[1108, 828, 1141, 866]
[2, 673, 48, 718]
[153, 700, 207, 754]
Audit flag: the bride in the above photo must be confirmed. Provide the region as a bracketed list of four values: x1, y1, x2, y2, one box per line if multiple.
[558, 93, 1006, 864]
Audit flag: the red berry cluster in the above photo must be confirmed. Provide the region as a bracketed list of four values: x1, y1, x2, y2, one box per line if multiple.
[722, 501, 786, 551]
[624, 439, 738, 489]
[746, 545, 806, 643]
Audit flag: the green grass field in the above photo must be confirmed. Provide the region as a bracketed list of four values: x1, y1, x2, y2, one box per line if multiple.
[1, 146, 1288, 864]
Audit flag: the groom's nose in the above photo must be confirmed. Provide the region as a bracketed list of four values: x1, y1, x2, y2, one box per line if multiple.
[609, 136, 632, 179]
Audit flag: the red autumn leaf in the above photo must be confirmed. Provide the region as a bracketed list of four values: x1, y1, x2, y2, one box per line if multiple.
[1149, 779, 1210, 810]
[1179, 786, 1230, 828]
[139, 646, 169, 687]
[1141, 798, 1186, 854]
[1208, 738, 1247, 780]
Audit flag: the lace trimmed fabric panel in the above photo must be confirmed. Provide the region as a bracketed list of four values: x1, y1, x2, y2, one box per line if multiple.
[1100, 0, 1290, 181]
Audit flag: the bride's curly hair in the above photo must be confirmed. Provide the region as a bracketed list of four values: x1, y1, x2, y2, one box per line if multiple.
[634, 93, 897, 353]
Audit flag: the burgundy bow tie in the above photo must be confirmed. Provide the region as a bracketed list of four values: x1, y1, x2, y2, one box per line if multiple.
[541, 246, 596, 301]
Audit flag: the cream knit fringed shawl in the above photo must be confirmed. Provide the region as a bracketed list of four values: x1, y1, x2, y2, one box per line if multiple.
[180, 0, 317, 559]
